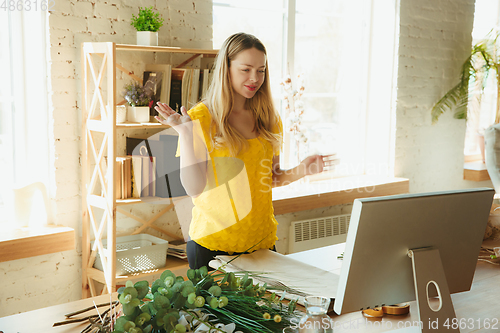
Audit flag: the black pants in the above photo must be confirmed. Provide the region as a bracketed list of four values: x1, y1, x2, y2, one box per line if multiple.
[186, 240, 276, 270]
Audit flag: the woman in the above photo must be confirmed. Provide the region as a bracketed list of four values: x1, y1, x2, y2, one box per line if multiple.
[155, 32, 335, 269]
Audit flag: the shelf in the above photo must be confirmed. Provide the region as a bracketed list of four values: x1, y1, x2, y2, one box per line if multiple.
[116, 121, 171, 129]
[464, 162, 490, 181]
[0, 226, 75, 262]
[82, 42, 215, 298]
[272, 176, 410, 215]
[86, 256, 189, 285]
[115, 43, 218, 55]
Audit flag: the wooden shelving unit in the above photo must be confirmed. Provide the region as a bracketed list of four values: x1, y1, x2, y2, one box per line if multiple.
[81, 42, 217, 298]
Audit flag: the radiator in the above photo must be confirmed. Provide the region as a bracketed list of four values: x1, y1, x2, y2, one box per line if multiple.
[288, 214, 351, 253]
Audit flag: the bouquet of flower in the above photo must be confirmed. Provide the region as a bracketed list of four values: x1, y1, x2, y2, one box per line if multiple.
[122, 81, 150, 107]
[108, 267, 300, 333]
[281, 74, 308, 163]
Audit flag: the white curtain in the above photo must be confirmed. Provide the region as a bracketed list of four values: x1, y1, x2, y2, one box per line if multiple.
[0, 10, 51, 226]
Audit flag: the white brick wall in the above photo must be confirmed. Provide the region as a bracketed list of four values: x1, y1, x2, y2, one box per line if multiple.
[394, 0, 492, 192]
[0, 0, 212, 317]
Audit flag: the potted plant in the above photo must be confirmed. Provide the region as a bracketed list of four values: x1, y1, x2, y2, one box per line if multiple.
[130, 6, 164, 46]
[123, 81, 151, 123]
[431, 30, 500, 164]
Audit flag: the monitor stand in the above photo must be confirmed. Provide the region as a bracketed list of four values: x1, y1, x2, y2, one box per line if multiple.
[380, 247, 460, 333]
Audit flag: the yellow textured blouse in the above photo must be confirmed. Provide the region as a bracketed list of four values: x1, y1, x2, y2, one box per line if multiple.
[177, 103, 281, 252]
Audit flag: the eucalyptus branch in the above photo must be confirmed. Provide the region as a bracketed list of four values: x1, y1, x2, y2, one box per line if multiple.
[184, 309, 228, 333]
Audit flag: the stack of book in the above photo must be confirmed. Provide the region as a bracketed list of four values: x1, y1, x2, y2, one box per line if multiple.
[115, 155, 156, 199]
[143, 65, 212, 113]
[114, 136, 187, 200]
[167, 240, 187, 260]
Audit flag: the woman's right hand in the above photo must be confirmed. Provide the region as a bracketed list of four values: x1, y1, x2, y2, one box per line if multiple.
[154, 103, 192, 134]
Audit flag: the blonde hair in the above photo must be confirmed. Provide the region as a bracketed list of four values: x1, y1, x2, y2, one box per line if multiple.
[203, 33, 282, 156]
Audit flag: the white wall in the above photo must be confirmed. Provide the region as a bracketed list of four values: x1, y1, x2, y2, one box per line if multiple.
[394, 0, 492, 192]
[0, 0, 212, 317]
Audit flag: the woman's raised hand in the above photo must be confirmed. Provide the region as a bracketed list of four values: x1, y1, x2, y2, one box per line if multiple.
[301, 154, 339, 176]
[154, 103, 192, 134]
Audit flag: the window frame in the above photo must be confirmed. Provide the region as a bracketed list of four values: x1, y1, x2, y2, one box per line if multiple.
[213, 0, 399, 179]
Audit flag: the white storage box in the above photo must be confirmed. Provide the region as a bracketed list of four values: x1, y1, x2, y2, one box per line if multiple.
[93, 234, 169, 276]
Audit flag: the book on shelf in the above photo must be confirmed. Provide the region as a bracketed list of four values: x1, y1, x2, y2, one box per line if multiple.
[199, 69, 212, 100]
[115, 158, 123, 199]
[167, 68, 213, 112]
[126, 158, 132, 198]
[115, 154, 156, 200]
[126, 138, 169, 198]
[170, 69, 183, 113]
[126, 136, 187, 198]
[141, 155, 156, 197]
[145, 63, 172, 109]
[143, 71, 163, 119]
[115, 156, 132, 199]
[181, 69, 200, 110]
[160, 134, 188, 198]
[131, 156, 142, 198]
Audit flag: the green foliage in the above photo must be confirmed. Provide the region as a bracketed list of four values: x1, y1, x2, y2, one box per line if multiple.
[431, 31, 499, 124]
[131, 6, 164, 32]
[112, 267, 300, 333]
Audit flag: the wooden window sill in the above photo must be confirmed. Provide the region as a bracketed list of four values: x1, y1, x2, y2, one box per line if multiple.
[272, 175, 410, 215]
[0, 226, 75, 262]
[464, 162, 490, 181]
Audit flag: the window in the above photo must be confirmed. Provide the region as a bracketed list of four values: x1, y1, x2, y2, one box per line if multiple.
[213, 0, 398, 177]
[0, 10, 51, 226]
[465, 0, 500, 162]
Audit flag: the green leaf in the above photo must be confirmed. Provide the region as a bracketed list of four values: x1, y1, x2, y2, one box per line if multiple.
[114, 316, 130, 331]
[153, 293, 171, 310]
[134, 281, 150, 300]
[431, 30, 500, 124]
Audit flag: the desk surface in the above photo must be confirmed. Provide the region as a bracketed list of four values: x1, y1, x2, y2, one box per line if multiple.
[0, 293, 119, 333]
[288, 243, 500, 333]
[1, 244, 499, 333]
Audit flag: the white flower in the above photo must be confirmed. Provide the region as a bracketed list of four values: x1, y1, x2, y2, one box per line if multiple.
[295, 100, 304, 110]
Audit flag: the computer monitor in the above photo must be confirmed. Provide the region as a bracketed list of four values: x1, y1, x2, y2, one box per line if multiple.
[334, 188, 494, 332]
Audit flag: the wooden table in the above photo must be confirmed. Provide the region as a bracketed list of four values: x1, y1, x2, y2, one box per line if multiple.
[288, 243, 500, 333]
[0, 293, 119, 333]
[1, 243, 499, 333]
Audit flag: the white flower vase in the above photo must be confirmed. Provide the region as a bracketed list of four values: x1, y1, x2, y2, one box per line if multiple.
[116, 105, 127, 123]
[136, 31, 158, 46]
[127, 106, 150, 123]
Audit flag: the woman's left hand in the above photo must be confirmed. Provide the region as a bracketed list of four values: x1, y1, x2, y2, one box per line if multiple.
[301, 154, 339, 176]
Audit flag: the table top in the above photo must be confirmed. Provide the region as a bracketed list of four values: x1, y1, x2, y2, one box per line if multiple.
[0, 293, 119, 333]
[288, 243, 500, 333]
[1, 243, 499, 333]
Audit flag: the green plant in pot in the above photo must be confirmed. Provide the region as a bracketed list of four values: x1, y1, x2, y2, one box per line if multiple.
[431, 31, 500, 162]
[131, 6, 164, 46]
[431, 30, 500, 190]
